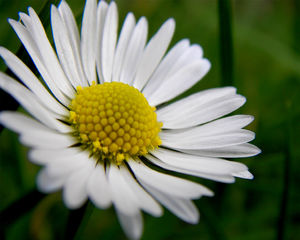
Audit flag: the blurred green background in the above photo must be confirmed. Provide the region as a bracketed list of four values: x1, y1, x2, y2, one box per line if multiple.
[0, 0, 299, 239]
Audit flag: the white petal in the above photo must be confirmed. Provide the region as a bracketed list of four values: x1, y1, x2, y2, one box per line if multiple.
[37, 168, 67, 193]
[58, 0, 88, 87]
[157, 87, 236, 115]
[160, 128, 255, 150]
[108, 164, 139, 216]
[25, 8, 75, 98]
[87, 163, 112, 209]
[0, 81, 70, 133]
[128, 160, 208, 199]
[45, 151, 89, 176]
[0, 47, 67, 116]
[0, 111, 52, 134]
[116, 210, 143, 240]
[144, 43, 204, 101]
[146, 154, 235, 183]
[95, 0, 108, 83]
[151, 148, 249, 178]
[0, 76, 69, 132]
[9, 19, 70, 105]
[58, 0, 80, 57]
[81, 0, 97, 85]
[148, 59, 211, 106]
[142, 39, 190, 97]
[63, 163, 93, 209]
[233, 170, 254, 179]
[112, 13, 136, 82]
[133, 18, 175, 90]
[157, 88, 247, 129]
[191, 114, 254, 135]
[119, 17, 148, 85]
[101, 1, 118, 82]
[160, 114, 254, 137]
[29, 147, 82, 165]
[20, 130, 74, 149]
[169, 95, 246, 128]
[178, 143, 261, 158]
[51, 6, 84, 88]
[142, 183, 199, 224]
[1, 112, 73, 149]
[167, 44, 204, 72]
[110, 165, 145, 240]
[119, 164, 162, 217]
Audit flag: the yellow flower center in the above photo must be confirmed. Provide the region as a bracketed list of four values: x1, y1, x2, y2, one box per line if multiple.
[69, 82, 162, 165]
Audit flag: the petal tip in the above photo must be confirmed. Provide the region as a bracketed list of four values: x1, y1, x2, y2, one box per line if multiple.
[233, 170, 254, 180]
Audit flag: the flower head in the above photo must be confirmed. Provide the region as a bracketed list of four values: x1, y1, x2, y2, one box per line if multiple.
[0, 0, 260, 239]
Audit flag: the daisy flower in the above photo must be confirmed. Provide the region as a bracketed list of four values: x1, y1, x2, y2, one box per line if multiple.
[0, 0, 260, 239]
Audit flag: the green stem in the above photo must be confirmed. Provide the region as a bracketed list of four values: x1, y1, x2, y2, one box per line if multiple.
[65, 202, 94, 240]
[292, 0, 300, 53]
[212, 1, 234, 238]
[0, 189, 46, 231]
[218, 0, 234, 86]
[277, 0, 300, 236]
[277, 103, 292, 240]
[199, 201, 228, 240]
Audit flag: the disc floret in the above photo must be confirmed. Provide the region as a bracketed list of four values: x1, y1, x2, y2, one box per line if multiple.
[69, 82, 162, 165]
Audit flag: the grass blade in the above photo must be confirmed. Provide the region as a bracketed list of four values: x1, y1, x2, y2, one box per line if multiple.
[0, 189, 46, 231]
[218, 0, 234, 86]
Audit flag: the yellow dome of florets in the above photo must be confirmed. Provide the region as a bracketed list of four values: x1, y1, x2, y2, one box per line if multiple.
[69, 82, 162, 165]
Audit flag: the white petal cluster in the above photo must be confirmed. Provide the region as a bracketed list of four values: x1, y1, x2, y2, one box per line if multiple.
[0, 0, 260, 239]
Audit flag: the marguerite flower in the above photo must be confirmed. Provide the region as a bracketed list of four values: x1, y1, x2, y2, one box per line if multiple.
[0, 0, 260, 239]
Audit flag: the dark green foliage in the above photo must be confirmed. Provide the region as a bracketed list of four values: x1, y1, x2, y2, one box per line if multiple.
[0, 0, 299, 239]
